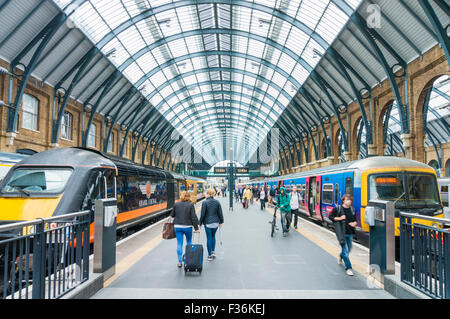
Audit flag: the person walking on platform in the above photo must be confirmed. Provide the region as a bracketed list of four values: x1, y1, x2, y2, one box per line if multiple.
[238, 186, 243, 203]
[290, 186, 303, 229]
[259, 186, 266, 210]
[170, 191, 200, 268]
[329, 194, 358, 276]
[277, 187, 291, 237]
[243, 186, 252, 209]
[200, 189, 224, 261]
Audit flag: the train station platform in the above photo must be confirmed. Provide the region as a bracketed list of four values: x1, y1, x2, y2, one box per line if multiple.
[90, 197, 393, 299]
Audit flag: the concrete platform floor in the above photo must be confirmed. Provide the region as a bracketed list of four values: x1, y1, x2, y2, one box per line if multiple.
[92, 196, 394, 299]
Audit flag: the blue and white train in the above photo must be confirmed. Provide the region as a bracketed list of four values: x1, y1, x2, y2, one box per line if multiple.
[244, 156, 444, 239]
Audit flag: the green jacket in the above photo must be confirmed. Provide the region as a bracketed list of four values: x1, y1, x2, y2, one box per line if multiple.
[277, 187, 291, 212]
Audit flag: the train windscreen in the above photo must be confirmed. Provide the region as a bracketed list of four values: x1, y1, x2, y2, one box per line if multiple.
[368, 173, 441, 211]
[1, 168, 72, 195]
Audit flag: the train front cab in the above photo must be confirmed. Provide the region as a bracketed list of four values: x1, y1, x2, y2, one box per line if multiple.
[359, 167, 444, 236]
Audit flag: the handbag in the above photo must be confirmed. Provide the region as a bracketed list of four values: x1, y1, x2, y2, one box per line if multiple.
[162, 221, 175, 239]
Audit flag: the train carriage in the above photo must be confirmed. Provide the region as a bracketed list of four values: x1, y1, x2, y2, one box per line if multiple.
[185, 176, 207, 203]
[246, 156, 444, 241]
[0, 148, 188, 241]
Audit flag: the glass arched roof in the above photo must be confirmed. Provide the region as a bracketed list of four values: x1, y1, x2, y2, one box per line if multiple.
[53, 0, 363, 164]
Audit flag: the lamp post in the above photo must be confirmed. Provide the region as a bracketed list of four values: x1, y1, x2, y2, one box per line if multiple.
[228, 147, 234, 211]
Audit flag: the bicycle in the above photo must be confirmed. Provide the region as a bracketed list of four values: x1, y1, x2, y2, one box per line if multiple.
[269, 205, 279, 237]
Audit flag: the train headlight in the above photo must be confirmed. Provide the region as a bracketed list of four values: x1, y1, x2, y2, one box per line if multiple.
[432, 223, 438, 228]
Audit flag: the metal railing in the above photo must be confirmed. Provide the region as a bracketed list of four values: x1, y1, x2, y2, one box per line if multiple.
[0, 211, 91, 299]
[400, 212, 450, 299]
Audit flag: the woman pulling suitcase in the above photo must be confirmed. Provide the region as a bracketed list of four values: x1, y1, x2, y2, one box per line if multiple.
[170, 191, 200, 268]
[200, 189, 224, 261]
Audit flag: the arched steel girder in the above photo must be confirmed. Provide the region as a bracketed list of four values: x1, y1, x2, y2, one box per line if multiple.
[119, 100, 148, 157]
[167, 90, 277, 127]
[154, 79, 287, 124]
[310, 70, 348, 150]
[351, 12, 410, 135]
[186, 123, 266, 151]
[65, 0, 332, 53]
[289, 99, 319, 160]
[278, 111, 310, 163]
[299, 87, 330, 157]
[124, 34, 311, 88]
[145, 66, 292, 117]
[328, 47, 373, 145]
[132, 54, 297, 111]
[182, 117, 267, 143]
[170, 98, 275, 131]
[82, 69, 121, 147]
[6, 12, 68, 132]
[188, 128, 262, 150]
[417, 0, 450, 68]
[290, 97, 320, 128]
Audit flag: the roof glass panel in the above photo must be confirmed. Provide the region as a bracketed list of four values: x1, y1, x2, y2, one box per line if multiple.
[55, 0, 362, 164]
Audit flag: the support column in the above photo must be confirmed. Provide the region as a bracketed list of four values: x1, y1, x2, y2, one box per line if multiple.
[327, 156, 335, 166]
[343, 151, 352, 162]
[401, 133, 415, 159]
[368, 144, 377, 156]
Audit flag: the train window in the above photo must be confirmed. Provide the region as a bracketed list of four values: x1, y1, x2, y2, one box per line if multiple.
[322, 184, 333, 204]
[81, 170, 102, 211]
[104, 170, 115, 199]
[2, 168, 73, 195]
[442, 186, 448, 192]
[334, 183, 339, 205]
[197, 183, 204, 194]
[345, 177, 353, 196]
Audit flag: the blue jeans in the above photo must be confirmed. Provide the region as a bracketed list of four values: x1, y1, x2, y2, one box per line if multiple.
[204, 226, 218, 257]
[280, 211, 291, 233]
[340, 235, 353, 270]
[174, 227, 193, 263]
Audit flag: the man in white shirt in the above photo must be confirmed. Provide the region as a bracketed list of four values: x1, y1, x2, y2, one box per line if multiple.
[259, 187, 266, 210]
[290, 186, 303, 229]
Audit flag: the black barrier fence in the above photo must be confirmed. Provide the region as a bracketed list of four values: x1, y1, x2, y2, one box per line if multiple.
[0, 211, 91, 299]
[400, 213, 450, 299]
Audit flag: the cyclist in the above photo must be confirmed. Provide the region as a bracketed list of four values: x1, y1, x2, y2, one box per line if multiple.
[276, 187, 291, 237]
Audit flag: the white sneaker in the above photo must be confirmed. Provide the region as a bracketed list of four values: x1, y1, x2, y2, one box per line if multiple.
[346, 269, 354, 276]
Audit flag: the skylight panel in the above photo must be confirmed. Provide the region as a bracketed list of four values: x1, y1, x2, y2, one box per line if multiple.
[296, 0, 328, 31]
[316, 3, 349, 44]
[176, 6, 199, 32]
[285, 25, 309, 57]
[102, 39, 129, 66]
[233, 6, 251, 32]
[136, 52, 158, 74]
[92, 0, 129, 30]
[123, 62, 144, 84]
[117, 26, 146, 56]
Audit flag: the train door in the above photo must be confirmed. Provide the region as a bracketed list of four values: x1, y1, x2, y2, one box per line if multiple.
[305, 177, 310, 216]
[315, 176, 322, 220]
[309, 177, 316, 215]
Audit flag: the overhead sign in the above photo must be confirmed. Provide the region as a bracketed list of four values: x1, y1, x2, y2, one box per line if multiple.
[236, 167, 249, 174]
[214, 167, 227, 174]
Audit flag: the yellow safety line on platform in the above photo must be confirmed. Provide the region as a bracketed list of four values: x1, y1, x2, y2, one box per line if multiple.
[104, 206, 202, 288]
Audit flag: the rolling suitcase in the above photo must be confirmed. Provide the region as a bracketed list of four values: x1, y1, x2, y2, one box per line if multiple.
[184, 234, 203, 274]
